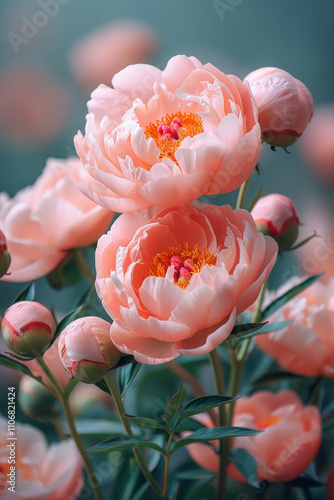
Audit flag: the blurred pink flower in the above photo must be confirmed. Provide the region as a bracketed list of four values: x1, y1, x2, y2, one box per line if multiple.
[96, 202, 277, 364]
[0, 66, 68, 147]
[297, 201, 334, 281]
[185, 391, 321, 483]
[299, 106, 334, 185]
[75, 55, 261, 212]
[244, 67, 314, 147]
[0, 157, 114, 282]
[0, 415, 83, 499]
[256, 277, 334, 377]
[70, 21, 158, 92]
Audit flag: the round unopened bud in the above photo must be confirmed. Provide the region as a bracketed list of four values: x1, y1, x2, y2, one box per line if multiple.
[0, 230, 11, 278]
[58, 316, 121, 384]
[1, 301, 56, 358]
[244, 67, 314, 148]
[251, 194, 300, 252]
[18, 376, 58, 419]
[70, 383, 113, 417]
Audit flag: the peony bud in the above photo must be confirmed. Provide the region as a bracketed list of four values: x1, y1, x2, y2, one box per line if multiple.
[58, 316, 121, 384]
[327, 469, 334, 500]
[0, 230, 11, 278]
[18, 375, 59, 419]
[1, 301, 56, 358]
[251, 194, 300, 251]
[244, 67, 314, 148]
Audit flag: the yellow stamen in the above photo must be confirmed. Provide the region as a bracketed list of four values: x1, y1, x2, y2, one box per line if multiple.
[145, 111, 204, 164]
[148, 242, 216, 289]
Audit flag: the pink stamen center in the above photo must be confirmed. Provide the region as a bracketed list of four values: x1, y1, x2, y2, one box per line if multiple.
[170, 256, 194, 285]
[157, 118, 183, 141]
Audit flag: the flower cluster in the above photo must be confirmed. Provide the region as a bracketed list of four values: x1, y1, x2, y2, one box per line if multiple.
[1, 53, 330, 500]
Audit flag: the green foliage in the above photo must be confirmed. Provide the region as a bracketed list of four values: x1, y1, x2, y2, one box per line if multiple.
[118, 362, 142, 397]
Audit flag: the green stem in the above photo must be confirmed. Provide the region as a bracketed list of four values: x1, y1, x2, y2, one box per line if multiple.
[36, 358, 104, 500]
[103, 372, 163, 498]
[74, 249, 96, 284]
[163, 434, 174, 498]
[209, 349, 228, 500]
[236, 175, 252, 210]
[237, 281, 267, 363]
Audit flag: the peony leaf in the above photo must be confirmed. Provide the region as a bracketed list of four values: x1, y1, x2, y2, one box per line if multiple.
[175, 395, 238, 430]
[118, 362, 142, 397]
[12, 282, 35, 304]
[124, 415, 167, 431]
[0, 353, 39, 378]
[88, 435, 165, 455]
[229, 322, 267, 340]
[261, 274, 323, 319]
[51, 306, 83, 344]
[229, 321, 292, 341]
[229, 448, 259, 488]
[171, 427, 261, 454]
[161, 384, 187, 429]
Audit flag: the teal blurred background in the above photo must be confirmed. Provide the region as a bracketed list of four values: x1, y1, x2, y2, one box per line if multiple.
[0, 0, 333, 311]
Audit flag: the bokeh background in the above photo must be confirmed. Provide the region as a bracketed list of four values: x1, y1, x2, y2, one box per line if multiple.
[0, 2, 334, 498]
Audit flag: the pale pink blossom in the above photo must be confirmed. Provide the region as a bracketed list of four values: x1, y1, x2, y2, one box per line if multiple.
[256, 277, 334, 377]
[0, 229, 10, 278]
[0, 157, 114, 282]
[58, 316, 121, 383]
[70, 21, 158, 92]
[185, 391, 321, 483]
[96, 203, 278, 364]
[300, 106, 334, 185]
[75, 55, 261, 212]
[0, 66, 68, 147]
[2, 301, 56, 358]
[244, 67, 314, 147]
[251, 193, 300, 251]
[0, 415, 83, 499]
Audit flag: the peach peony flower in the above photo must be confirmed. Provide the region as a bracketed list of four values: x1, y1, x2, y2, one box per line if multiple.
[251, 193, 300, 251]
[0, 415, 83, 499]
[256, 277, 334, 378]
[0, 157, 114, 282]
[70, 21, 158, 92]
[244, 67, 314, 147]
[96, 203, 278, 364]
[299, 106, 334, 185]
[0, 66, 68, 147]
[185, 391, 321, 483]
[75, 55, 261, 212]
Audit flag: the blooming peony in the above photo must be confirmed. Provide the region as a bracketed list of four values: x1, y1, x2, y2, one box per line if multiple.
[256, 277, 334, 377]
[184, 391, 321, 483]
[0, 157, 114, 282]
[75, 55, 261, 212]
[96, 203, 277, 364]
[0, 415, 83, 499]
